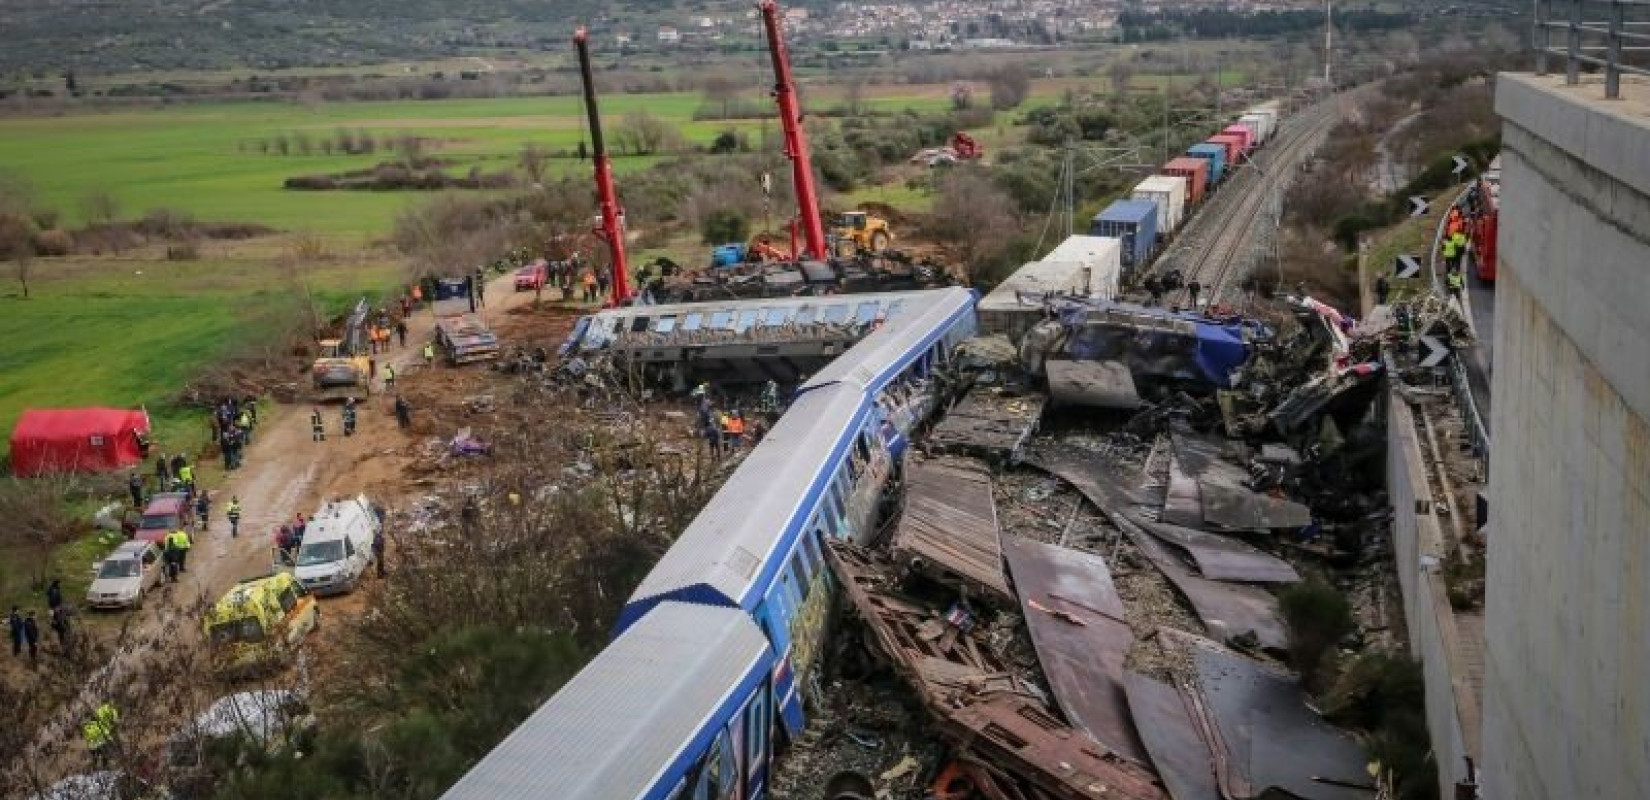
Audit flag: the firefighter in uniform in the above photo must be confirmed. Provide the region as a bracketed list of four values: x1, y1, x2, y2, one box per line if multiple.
[310, 407, 326, 442]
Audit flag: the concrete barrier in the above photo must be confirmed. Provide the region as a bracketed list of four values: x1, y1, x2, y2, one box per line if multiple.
[1387, 395, 1481, 798]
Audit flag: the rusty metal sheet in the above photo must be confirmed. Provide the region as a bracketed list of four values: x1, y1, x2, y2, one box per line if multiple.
[1169, 429, 1312, 532]
[929, 389, 1047, 462]
[889, 457, 1014, 603]
[1122, 521, 1288, 652]
[1162, 443, 1206, 529]
[1121, 673, 1221, 800]
[1046, 360, 1142, 409]
[827, 541, 1167, 800]
[1197, 483, 1312, 532]
[1022, 447, 1151, 511]
[1186, 640, 1375, 800]
[1126, 514, 1301, 584]
[1000, 535, 1148, 766]
[1021, 453, 1288, 651]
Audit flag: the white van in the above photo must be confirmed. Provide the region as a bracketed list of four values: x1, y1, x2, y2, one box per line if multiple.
[291, 495, 380, 596]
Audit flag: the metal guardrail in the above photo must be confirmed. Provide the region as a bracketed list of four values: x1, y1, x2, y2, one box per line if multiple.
[1428, 186, 1493, 465]
[1535, 0, 1650, 99]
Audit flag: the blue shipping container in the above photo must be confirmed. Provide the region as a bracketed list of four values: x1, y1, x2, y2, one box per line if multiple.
[1187, 143, 1227, 185]
[1089, 199, 1159, 269]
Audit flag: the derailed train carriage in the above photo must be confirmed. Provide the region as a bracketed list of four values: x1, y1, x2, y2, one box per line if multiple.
[444, 287, 977, 800]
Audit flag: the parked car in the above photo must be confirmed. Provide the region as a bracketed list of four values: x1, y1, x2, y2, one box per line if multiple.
[133, 492, 194, 544]
[86, 540, 165, 610]
[290, 495, 380, 596]
[204, 572, 318, 675]
[514, 260, 548, 291]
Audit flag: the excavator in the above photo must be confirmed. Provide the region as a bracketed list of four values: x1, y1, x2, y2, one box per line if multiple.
[311, 299, 371, 401]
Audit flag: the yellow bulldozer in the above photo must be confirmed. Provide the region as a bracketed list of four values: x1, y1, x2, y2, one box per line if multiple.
[831, 210, 894, 257]
[311, 299, 371, 402]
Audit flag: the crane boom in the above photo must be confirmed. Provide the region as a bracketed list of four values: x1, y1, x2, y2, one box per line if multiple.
[575, 28, 631, 306]
[759, 0, 828, 262]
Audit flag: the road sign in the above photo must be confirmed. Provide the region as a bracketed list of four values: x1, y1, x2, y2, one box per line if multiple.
[1395, 254, 1422, 279]
[1452, 155, 1470, 176]
[1409, 196, 1430, 217]
[1419, 334, 1450, 368]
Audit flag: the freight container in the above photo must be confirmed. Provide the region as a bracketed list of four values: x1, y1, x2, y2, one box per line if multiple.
[1187, 143, 1227, 185]
[1208, 134, 1245, 166]
[1130, 175, 1187, 235]
[1222, 124, 1255, 154]
[980, 236, 1123, 338]
[1089, 200, 1158, 270]
[1246, 101, 1282, 136]
[1161, 157, 1209, 205]
[1239, 113, 1273, 145]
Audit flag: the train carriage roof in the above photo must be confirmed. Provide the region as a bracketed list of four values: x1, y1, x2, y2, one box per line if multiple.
[799, 286, 976, 392]
[441, 602, 769, 800]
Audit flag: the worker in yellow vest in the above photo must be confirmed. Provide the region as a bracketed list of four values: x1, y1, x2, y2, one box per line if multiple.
[83, 702, 119, 766]
[165, 528, 192, 576]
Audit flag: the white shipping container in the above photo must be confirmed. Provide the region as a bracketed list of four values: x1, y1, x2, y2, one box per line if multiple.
[1130, 175, 1188, 234]
[980, 235, 1123, 339]
[1237, 114, 1267, 145]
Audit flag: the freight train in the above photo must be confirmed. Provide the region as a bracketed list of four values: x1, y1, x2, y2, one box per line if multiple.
[1092, 99, 1285, 273]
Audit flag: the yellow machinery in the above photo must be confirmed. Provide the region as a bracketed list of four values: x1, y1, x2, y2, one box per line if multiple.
[831, 210, 894, 257]
[311, 298, 371, 401]
[203, 572, 319, 675]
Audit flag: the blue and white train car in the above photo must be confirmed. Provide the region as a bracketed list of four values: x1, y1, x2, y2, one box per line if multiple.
[616, 381, 890, 736]
[441, 602, 776, 800]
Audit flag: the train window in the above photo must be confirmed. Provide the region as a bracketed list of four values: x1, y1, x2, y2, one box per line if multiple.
[855, 302, 879, 323]
[794, 305, 817, 325]
[630, 316, 652, 333]
[790, 553, 810, 599]
[654, 316, 678, 334]
[745, 688, 769, 776]
[665, 777, 690, 800]
[886, 299, 906, 317]
[764, 307, 791, 326]
[800, 531, 822, 575]
[698, 732, 729, 800]
[779, 566, 802, 609]
[736, 310, 760, 332]
[710, 311, 734, 330]
[855, 433, 872, 464]
[683, 313, 704, 332]
[822, 305, 850, 324]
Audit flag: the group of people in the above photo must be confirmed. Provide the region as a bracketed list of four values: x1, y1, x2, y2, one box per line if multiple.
[309, 396, 414, 441]
[9, 579, 74, 663]
[207, 396, 258, 471]
[1371, 205, 1475, 308]
[1141, 274, 1204, 311]
[367, 318, 408, 354]
[694, 382, 772, 458]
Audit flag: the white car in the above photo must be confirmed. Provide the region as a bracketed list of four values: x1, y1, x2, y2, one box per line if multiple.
[86, 540, 164, 610]
[291, 495, 381, 596]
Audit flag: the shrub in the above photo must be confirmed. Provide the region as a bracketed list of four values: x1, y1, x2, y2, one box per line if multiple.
[166, 242, 200, 261]
[32, 228, 73, 256]
[1277, 576, 1355, 692]
[701, 209, 749, 245]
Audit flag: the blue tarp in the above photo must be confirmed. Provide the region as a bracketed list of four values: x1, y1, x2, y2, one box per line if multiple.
[1192, 321, 1249, 388]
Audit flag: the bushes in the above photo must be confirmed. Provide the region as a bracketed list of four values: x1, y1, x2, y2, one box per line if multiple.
[1277, 576, 1354, 692]
[31, 229, 73, 256]
[1325, 653, 1438, 800]
[701, 209, 749, 245]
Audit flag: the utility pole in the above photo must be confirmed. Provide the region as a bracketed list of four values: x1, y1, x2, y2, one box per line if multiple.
[1324, 0, 1334, 87]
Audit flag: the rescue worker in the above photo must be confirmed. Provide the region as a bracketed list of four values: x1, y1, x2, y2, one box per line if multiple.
[1441, 231, 1460, 272]
[383, 364, 397, 391]
[1446, 268, 1465, 302]
[127, 472, 144, 508]
[310, 407, 326, 442]
[83, 703, 118, 767]
[394, 395, 412, 430]
[342, 398, 358, 437]
[581, 269, 597, 303]
[237, 408, 253, 444]
[176, 462, 194, 494]
[1144, 275, 1164, 306]
[226, 496, 242, 538]
[163, 529, 185, 581]
[1375, 273, 1391, 306]
[726, 411, 746, 449]
[155, 455, 171, 489]
[759, 380, 779, 416]
[194, 489, 211, 530]
[1450, 229, 1470, 272]
[1187, 280, 1203, 308]
[422, 341, 435, 367]
[395, 319, 408, 348]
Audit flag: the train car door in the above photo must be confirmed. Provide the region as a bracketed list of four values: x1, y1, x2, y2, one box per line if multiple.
[742, 679, 773, 800]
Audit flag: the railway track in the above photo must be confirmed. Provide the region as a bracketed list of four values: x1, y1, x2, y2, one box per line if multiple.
[1152, 92, 1351, 304]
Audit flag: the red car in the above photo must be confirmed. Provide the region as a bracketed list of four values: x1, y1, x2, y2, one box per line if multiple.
[132, 492, 194, 544]
[514, 261, 548, 291]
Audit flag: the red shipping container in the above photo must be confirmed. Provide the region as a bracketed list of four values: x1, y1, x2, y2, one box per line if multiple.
[1208, 135, 1244, 165]
[1221, 124, 1254, 154]
[1161, 157, 1209, 206]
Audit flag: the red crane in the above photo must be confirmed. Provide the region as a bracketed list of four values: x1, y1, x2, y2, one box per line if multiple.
[759, 0, 828, 262]
[574, 28, 631, 306]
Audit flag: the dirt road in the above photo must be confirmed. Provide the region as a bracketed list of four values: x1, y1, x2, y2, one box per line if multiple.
[18, 275, 555, 780]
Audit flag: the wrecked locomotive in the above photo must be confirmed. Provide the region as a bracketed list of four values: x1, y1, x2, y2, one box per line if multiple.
[444, 287, 977, 800]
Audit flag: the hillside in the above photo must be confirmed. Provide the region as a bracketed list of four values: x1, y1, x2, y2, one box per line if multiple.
[2, 0, 685, 74]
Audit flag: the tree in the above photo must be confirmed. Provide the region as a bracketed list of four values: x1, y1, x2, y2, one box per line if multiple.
[1278, 576, 1355, 692]
[987, 64, 1031, 110]
[701, 72, 739, 119]
[0, 172, 36, 298]
[950, 81, 974, 111]
[842, 79, 865, 116]
[613, 112, 680, 156]
[926, 169, 1022, 283]
[519, 143, 548, 186]
[1107, 59, 1135, 95]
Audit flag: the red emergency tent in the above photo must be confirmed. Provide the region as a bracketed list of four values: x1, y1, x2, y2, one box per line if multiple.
[9, 408, 151, 477]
